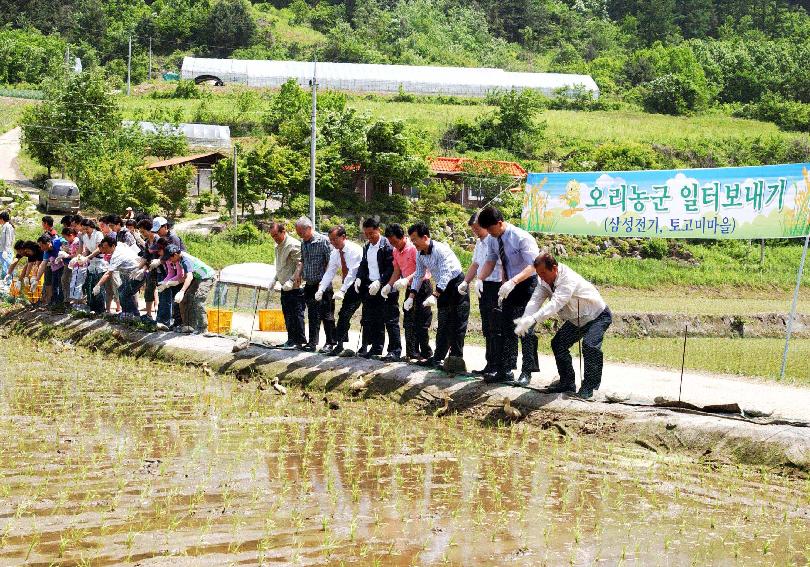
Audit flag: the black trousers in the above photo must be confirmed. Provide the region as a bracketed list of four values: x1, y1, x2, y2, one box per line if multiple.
[551, 307, 612, 391]
[304, 283, 335, 347]
[361, 283, 402, 355]
[480, 281, 501, 370]
[280, 288, 306, 345]
[404, 280, 433, 359]
[334, 286, 362, 346]
[495, 276, 539, 374]
[434, 274, 470, 361]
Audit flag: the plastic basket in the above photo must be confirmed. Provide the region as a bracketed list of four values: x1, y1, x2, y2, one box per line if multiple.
[206, 308, 233, 334]
[22, 278, 44, 302]
[258, 309, 286, 331]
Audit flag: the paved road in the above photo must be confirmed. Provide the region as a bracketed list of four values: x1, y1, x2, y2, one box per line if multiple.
[225, 311, 810, 422]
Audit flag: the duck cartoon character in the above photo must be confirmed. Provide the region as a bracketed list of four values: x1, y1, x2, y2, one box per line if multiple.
[561, 179, 585, 217]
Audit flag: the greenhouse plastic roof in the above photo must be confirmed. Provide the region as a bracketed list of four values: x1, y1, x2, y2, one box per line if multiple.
[218, 263, 277, 289]
[181, 57, 599, 98]
[124, 121, 232, 149]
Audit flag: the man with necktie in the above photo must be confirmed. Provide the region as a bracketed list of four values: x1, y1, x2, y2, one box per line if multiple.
[316, 225, 363, 357]
[407, 221, 468, 370]
[356, 218, 401, 360]
[476, 206, 540, 385]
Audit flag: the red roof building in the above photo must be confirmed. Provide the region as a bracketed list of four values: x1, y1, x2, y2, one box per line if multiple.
[348, 156, 527, 207]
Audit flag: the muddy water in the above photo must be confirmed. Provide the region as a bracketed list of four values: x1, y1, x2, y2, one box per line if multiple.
[1, 335, 809, 566]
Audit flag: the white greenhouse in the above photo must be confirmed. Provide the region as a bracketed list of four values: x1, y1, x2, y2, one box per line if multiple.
[124, 121, 232, 149]
[180, 57, 599, 98]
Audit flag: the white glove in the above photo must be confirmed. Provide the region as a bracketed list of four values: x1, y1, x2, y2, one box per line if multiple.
[513, 315, 535, 337]
[23, 277, 31, 287]
[29, 280, 38, 293]
[314, 289, 324, 301]
[92, 284, 102, 296]
[353, 278, 361, 293]
[497, 280, 516, 305]
[156, 282, 169, 293]
[368, 280, 381, 296]
[58, 250, 70, 260]
[393, 278, 409, 291]
[282, 280, 294, 292]
[423, 295, 437, 308]
[403, 296, 414, 311]
[380, 284, 391, 299]
[475, 279, 484, 296]
[149, 259, 161, 270]
[12, 280, 21, 293]
[133, 268, 146, 281]
[174, 290, 185, 303]
[268, 278, 278, 291]
[334, 289, 345, 301]
[457, 281, 469, 296]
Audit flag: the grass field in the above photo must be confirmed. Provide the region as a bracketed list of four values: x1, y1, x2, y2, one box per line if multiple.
[0, 97, 32, 134]
[113, 93, 804, 147]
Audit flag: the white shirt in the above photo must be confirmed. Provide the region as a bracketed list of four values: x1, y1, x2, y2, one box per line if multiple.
[319, 240, 362, 293]
[81, 231, 107, 273]
[366, 239, 381, 281]
[524, 263, 607, 327]
[107, 244, 142, 276]
[473, 237, 501, 282]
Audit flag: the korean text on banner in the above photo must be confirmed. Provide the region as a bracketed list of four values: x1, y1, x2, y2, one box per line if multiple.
[521, 163, 810, 239]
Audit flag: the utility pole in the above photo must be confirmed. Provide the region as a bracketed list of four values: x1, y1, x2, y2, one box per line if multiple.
[309, 60, 317, 228]
[126, 35, 132, 96]
[232, 146, 238, 226]
[148, 36, 152, 82]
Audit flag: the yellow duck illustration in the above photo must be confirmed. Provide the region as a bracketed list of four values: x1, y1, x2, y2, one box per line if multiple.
[561, 179, 584, 217]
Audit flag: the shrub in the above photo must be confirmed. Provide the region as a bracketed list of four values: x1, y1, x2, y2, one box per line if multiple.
[641, 238, 668, 259]
[172, 79, 200, 99]
[225, 222, 261, 244]
[642, 74, 705, 115]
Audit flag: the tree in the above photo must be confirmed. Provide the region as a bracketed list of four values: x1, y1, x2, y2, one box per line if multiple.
[201, 0, 257, 57]
[21, 70, 120, 176]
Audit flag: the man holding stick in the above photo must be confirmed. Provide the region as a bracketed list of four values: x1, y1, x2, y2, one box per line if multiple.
[514, 252, 612, 399]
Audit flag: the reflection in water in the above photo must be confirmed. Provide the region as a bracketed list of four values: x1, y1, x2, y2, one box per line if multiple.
[0, 336, 808, 566]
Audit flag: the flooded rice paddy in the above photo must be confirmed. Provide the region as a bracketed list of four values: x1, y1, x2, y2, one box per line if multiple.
[1, 333, 809, 566]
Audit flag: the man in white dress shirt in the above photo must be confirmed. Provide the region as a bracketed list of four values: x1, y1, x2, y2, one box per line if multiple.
[316, 225, 363, 357]
[514, 252, 612, 399]
[407, 221, 468, 370]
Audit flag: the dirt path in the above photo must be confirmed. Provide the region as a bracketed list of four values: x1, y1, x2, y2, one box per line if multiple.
[0, 127, 25, 183]
[228, 312, 810, 422]
[173, 214, 221, 234]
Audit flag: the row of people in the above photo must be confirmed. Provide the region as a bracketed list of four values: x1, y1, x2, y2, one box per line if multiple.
[270, 206, 612, 398]
[2, 212, 215, 334]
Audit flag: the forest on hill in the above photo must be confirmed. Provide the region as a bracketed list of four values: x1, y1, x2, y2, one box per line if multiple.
[2, 0, 810, 124]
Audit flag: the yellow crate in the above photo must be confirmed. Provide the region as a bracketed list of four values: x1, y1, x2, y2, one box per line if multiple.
[206, 308, 233, 334]
[258, 309, 286, 332]
[21, 278, 44, 302]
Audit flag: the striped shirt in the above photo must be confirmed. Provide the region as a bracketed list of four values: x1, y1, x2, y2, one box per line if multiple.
[411, 239, 462, 293]
[300, 231, 332, 283]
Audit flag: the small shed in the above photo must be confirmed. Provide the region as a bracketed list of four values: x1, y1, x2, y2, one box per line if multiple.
[146, 152, 228, 196]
